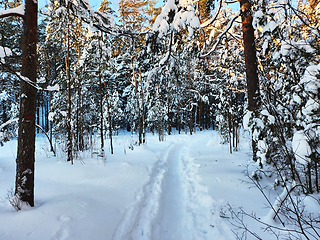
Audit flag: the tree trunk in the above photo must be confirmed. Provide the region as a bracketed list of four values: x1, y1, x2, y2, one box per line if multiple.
[36, 105, 40, 133]
[176, 81, 181, 134]
[15, 0, 38, 207]
[102, 78, 113, 154]
[65, 17, 73, 164]
[240, 0, 260, 161]
[188, 62, 192, 135]
[240, 0, 260, 111]
[166, 78, 171, 135]
[99, 72, 104, 150]
[49, 91, 53, 150]
[199, 96, 203, 131]
[131, 58, 142, 145]
[139, 68, 146, 143]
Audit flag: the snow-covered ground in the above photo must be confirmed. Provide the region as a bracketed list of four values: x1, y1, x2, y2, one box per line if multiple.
[0, 130, 318, 240]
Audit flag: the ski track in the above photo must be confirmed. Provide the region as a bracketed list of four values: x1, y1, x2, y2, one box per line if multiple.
[113, 137, 224, 240]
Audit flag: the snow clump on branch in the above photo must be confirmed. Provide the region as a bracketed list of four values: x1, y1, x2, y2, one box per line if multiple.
[153, 0, 200, 38]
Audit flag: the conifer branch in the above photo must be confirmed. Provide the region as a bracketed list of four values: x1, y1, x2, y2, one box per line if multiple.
[200, 14, 240, 58]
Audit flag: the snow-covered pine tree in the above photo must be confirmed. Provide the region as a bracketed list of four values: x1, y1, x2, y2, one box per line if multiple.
[46, 0, 87, 161]
[0, 0, 23, 141]
[248, 0, 320, 192]
[208, 8, 245, 152]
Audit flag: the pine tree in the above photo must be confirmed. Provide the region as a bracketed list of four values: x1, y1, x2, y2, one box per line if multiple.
[118, 0, 147, 30]
[0, 0, 22, 132]
[45, 0, 87, 161]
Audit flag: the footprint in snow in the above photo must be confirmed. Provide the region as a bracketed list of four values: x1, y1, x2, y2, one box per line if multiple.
[58, 215, 71, 222]
[51, 228, 69, 240]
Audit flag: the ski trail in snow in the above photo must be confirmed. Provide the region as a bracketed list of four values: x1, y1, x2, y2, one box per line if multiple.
[112, 142, 174, 240]
[113, 137, 228, 240]
[151, 143, 185, 240]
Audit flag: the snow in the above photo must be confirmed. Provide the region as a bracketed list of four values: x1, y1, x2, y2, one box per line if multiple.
[254, 10, 264, 19]
[60, 111, 67, 117]
[0, 131, 319, 239]
[292, 130, 311, 164]
[292, 93, 301, 104]
[153, 0, 199, 37]
[281, 41, 291, 56]
[37, 77, 46, 84]
[0, 118, 18, 132]
[261, 109, 275, 124]
[302, 99, 320, 116]
[0, 90, 8, 101]
[281, 40, 316, 57]
[48, 112, 55, 121]
[0, 3, 25, 17]
[263, 183, 292, 225]
[0, 46, 12, 63]
[262, 20, 278, 33]
[243, 111, 252, 130]
[45, 84, 60, 92]
[301, 64, 320, 95]
[262, 39, 268, 55]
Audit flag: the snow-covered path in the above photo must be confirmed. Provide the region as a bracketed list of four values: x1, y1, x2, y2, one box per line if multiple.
[113, 137, 218, 240]
[152, 143, 185, 240]
[113, 142, 187, 240]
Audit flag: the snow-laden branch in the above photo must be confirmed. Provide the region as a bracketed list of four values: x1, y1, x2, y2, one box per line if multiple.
[0, 3, 25, 18]
[200, 13, 239, 58]
[200, 0, 223, 28]
[16, 72, 42, 90]
[68, 0, 143, 38]
[159, 31, 174, 66]
[0, 118, 18, 132]
[153, 0, 201, 38]
[0, 61, 59, 92]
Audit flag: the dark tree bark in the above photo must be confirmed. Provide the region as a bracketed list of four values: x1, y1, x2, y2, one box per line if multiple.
[240, 0, 260, 161]
[131, 58, 142, 145]
[15, 0, 38, 207]
[176, 81, 181, 134]
[65, 18, 73, 164]
[240, 0, 260, 111]
[188, 62, 193, 135]
[139, 68, 146, 143]
[99, 72, 104, 150]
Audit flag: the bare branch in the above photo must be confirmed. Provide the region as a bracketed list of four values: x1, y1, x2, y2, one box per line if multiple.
[0, 61, 58, 92]
[0, 118, 55, 155]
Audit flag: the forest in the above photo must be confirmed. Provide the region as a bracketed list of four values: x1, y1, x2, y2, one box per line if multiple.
[0, 0, 320, 239]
